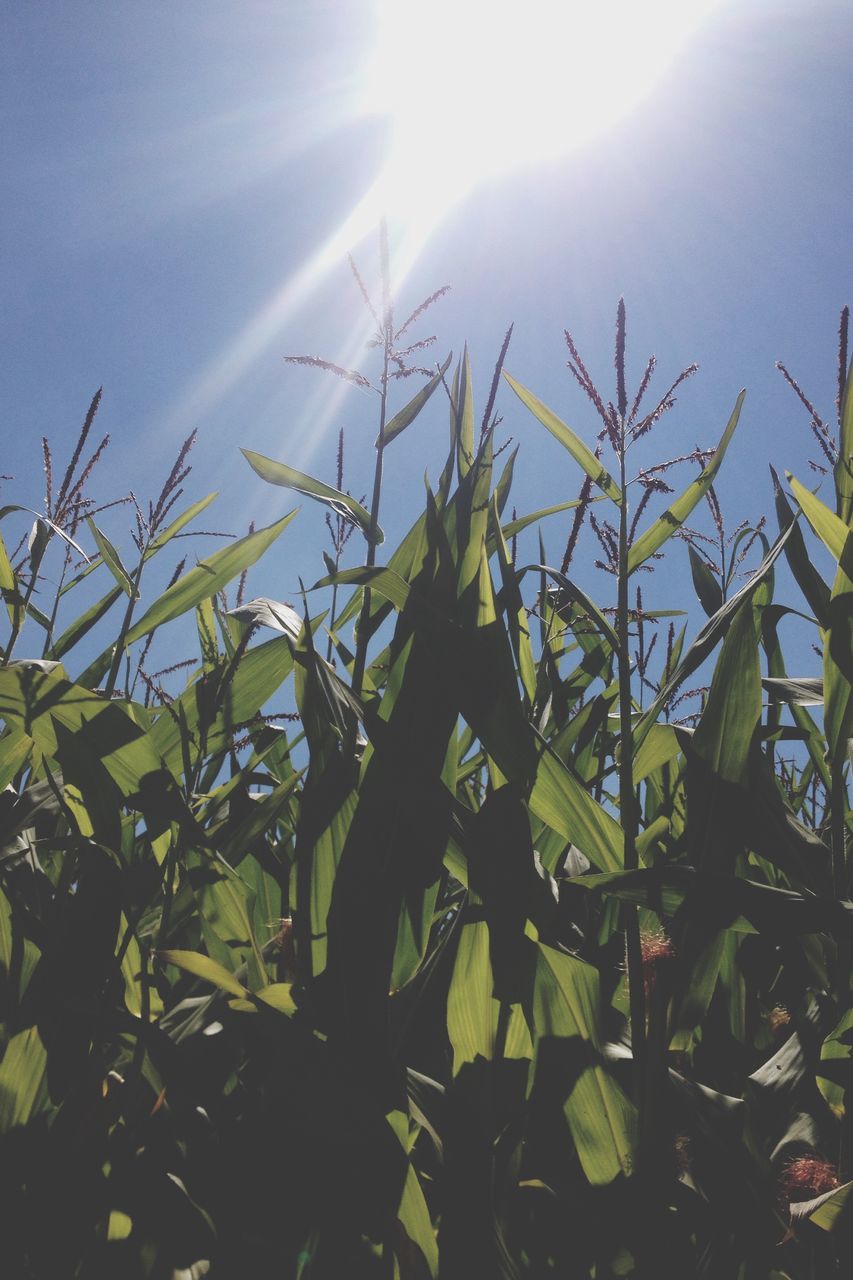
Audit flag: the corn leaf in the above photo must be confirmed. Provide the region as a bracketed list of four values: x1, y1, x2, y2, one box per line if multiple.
[629, 391, 745, 572]
[126, 511, 297, 645]
[242, 448, 380, 544]
[504, 373, 622, 505]
[380, 351, 452, 447]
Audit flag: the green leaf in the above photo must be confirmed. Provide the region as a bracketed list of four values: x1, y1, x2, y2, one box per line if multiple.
[0, 732, 32, 790]
[0, 530, 17, 624]
[49, 585, 123, 660]
[529, 743, 623, 873]
[504, 373, 622, 505]
[255, 982, 297, 1013]
[446, 913, 533, 1072]
[149, 633, 296, 777]
[499, 494, 605, 541]
[242, 448, 381, 544]
[0, 1026, 49, 1131]
[125, 510, 297, 645]
[633, 723, 683, 783]
[312, 564, 412, 613]
[792, 1180, 853, 1231]
[158, 948, 247, 998]
[761, 676, 823, 705]
[789, 475, 849, 560]
[0, 661, 164, 797]
[454, 348, 475, 480]
[533, 943, 637, 1183]
[837, 351, 853, 523]
[824, 531, 853, 761]
[107, 1211, 134, 1241]
[396, 1162, 439, 1278]
[629, 391, 745, 572]
[688, 545, 723, 616]
[692, 600, 761, 783]
[0, 503, 89, 562]
[146, 491, 218, 555]
[86, 518, 134, 596]
[771, 466, 830, 625]
[381, 352, 452, 447]
[634, 523, 792, 752]
[526, 563, 619, 650]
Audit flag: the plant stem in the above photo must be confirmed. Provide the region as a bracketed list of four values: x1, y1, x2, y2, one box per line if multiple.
[351, 222, 392, 711]
[104, 553, 145, 697]
[617, 424, 646, 1107]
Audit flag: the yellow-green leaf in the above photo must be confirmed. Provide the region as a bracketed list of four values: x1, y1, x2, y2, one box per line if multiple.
[126, 511, 297, 644]
[789, 476, 849, 560]
[158, 948, 247, 998]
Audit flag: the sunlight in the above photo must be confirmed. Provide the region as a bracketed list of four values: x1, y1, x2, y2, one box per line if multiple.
[364, 0, 724, 224]
[162, 180, 436, 450]
[166, 0, 724, 444]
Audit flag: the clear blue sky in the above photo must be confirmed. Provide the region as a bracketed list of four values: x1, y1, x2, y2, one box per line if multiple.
[2, 0, 850, 677]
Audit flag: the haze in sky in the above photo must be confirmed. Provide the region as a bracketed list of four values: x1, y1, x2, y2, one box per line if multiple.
[2, 0, 851, 654]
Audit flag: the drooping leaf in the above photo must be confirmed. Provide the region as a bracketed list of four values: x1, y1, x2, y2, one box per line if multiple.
[226, 596, 302, 639]
[242, 448, 380, 544]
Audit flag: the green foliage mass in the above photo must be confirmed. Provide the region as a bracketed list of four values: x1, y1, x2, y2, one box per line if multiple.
[0, 278, 851, 1278]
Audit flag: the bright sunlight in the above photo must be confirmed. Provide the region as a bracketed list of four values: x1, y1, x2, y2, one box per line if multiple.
[364, 0, 724, 226]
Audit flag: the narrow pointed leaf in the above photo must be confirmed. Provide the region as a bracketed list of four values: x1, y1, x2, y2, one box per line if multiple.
[500, 494, 605, 541]
[125, 510, 297, 644]
[629, 390, 745, 571]
[380, 352, 452, 446]
[242, 448, 381, 544]
[688, 544, 723, 616]
[86, 517, 134, 596]
[49, 585, 123, 659]
[789, 475, 849, 559]
[772, 466, 830, 625]
[146, 491, 219, 555]
[504, 373, 622, 504]
[158, 948, 247, 998]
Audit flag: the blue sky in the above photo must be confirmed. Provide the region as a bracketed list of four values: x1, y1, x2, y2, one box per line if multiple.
[2, 0, 851, 680]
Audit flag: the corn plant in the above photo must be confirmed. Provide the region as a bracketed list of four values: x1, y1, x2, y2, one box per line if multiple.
[0, 269, 850, 1278]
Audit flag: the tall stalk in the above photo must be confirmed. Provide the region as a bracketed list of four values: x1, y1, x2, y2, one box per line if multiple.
[616, 417, 646, 1111]
[351, 221, 392, 710]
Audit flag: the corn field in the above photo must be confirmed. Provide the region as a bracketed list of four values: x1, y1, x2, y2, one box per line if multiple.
[0, 252, 851, 1278]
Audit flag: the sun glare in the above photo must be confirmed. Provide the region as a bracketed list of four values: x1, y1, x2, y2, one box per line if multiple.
[365, 0, 723, 225]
